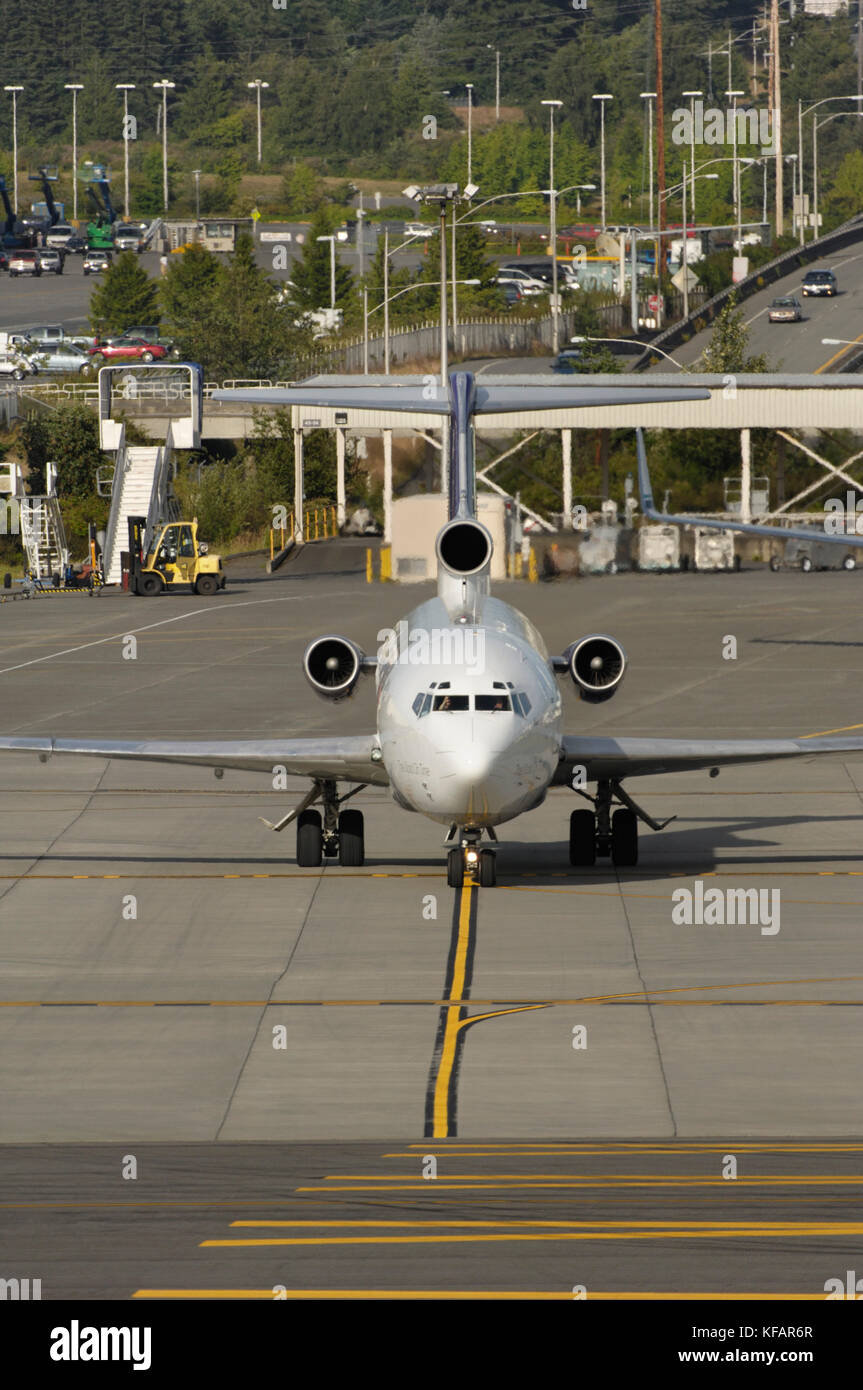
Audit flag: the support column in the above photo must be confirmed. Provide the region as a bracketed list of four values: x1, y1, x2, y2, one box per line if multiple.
[336, 426, 346, 529]
[599, 429, 609, 502]
[562, 427, 572, 528]
[293, 427, 304, 542]
[740, 427, 751, 523]
[775, 432, 786, 508]
[383, 428, 393, 544]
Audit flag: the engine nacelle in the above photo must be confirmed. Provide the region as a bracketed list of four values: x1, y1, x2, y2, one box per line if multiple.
[303, 634, 367, 700]
[564, 634, 627, 703]
[435, 518, 493, 577]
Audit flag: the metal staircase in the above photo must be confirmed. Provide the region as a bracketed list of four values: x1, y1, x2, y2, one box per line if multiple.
[102, 442, 171, 585]
[18, 496, 69, 579]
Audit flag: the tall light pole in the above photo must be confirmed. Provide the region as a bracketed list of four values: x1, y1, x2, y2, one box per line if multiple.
[192, 168, 201, 224]
[116, 84, 135, 220]
[541, 99, 563, 355]
[796, 94, 862, 246]
[785, 152, 797, 237]
[592, 94, 613, 228]
[152, 80, 175, 213]
[247, 79, 269, 164]
[64, 84, 83, 222]
[682, 90, 702, 214]
[4, 86, 23, 214]
[486, 46, 500, 121]
[640, 92, 656, 229]
[465, 84, 474, 188]
[726, 90, 744, 256]
[316, 234, 338, 308]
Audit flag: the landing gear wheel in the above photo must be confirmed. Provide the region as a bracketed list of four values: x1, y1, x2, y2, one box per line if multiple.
[800, 555, 813, 573]
[569, 808, 596, 867]
[195, 574, 219, 596]
[138, 572, 164, 596]
[297, 809, 323, 867]
[611, 808, 638, 867]
[478, 848, 496, 887]
[843, 555, 856, 571]
[338, 808, 364, 866]
[447, 848, 464, 888]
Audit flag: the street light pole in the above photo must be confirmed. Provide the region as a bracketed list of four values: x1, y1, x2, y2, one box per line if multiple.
[192, 169, 201, 223]
[64, 84, 83, 223]
[247, 80, 269, 164]
[541, 99, 563, 355]
[4, 86, 23, 214]
[682, 90, 702, 214]
[726, 89, 744, 256]
[116, 84, 135, 220]
[466, 84, 474, 188]
[681, 157, 689, 320]
[640, 92, 656, 230]
[152, 80, 175, 213]
[592, 94, 613, 228]
[316, 235, 337, 308]
[487, 46, 500, 121]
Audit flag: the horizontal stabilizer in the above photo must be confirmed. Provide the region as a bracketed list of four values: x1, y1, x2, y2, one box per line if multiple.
[212, 385, 452, 414]
[636, 428, 863, 549]
[472, 384, 711, 413]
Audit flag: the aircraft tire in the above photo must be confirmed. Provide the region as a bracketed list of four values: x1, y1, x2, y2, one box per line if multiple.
[297, 809, 323, 867]
[569, 809, 596, 867]
[447, 848, 464, 888]
[611, 808, 638, 867]
[338, 809, 364, 866]
[479, 848, 496, 887]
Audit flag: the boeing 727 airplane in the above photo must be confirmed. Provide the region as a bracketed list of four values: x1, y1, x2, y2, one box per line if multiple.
[4, 370, 863, 887]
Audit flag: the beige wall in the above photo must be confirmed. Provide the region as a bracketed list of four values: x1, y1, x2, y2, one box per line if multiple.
[392, 493, 507, 582]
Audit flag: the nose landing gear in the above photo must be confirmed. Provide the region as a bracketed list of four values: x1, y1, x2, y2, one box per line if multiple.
[446, 829, 497, 887]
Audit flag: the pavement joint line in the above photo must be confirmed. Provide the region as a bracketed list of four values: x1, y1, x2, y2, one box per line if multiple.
[127, 1290, 840, 1300]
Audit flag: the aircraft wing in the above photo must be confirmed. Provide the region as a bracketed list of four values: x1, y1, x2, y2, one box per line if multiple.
[554, 733, 863, 783]
[636, 428, 863, 548]
[0, 735, 388, 785]
[212, 381, 711, 415]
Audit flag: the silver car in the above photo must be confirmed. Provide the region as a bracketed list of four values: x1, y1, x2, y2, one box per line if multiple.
[27, 343, 93, 375]
[36, 247, 64, 275]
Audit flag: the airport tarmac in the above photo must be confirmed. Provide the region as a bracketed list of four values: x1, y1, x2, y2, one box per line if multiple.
[2, 543, 863, 1295]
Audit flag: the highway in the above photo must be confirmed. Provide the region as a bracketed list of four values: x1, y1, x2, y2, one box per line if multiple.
[2, 542, 863, 1295]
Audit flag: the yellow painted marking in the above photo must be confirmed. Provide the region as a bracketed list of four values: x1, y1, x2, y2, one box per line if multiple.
[226, 1217, 863, 1229]
[432, 882, 473, 1139]
[131, 1289, 831, 1300]
[203, 1224, 863, 1247]
[801, 722, 863, 738]
[816, 333, 863, 373]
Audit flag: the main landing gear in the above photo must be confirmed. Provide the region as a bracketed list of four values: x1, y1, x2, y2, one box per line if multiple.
[569, 779, 675, 868]
[296, 779, 365, 867]
[446, 828, 497, 888]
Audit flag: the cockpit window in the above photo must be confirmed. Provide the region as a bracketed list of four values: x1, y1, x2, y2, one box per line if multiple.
[475, 694, 512, 712]
[432, 694, 469, 711]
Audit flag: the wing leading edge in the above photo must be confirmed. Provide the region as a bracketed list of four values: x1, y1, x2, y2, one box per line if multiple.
[0, 736, 388, 785]
[554, 733, 863, 783]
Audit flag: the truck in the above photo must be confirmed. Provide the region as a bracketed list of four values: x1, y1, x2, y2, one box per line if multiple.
[19, 325, 97, 350]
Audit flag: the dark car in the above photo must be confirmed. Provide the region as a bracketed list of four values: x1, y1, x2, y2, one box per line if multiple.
[502, 283, 524, 305]
[63, 235, 88, 255]
[801, 269, 837, 297]
[0, 248, 8, 272]
[551, 348, 585, 374]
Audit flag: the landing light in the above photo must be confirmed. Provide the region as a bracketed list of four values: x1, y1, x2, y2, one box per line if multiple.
[466, 850, 479, 864]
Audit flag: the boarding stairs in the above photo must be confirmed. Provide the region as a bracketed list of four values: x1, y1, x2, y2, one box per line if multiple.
[2, 460, 70, 580]
[102, 438, 174, 585]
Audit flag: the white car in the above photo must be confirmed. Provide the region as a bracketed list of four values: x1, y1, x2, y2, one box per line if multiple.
[0, 354, 37, 381]
[405, 223, 434, 238]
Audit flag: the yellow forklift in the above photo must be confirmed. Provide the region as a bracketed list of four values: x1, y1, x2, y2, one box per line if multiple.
[127, 516, 225, 596]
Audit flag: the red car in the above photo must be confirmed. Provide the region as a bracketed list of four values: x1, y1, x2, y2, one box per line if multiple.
[89, 339, 168, 364]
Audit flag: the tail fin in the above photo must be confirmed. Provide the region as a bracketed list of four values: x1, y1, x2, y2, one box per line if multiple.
[448, 371, 476, 520]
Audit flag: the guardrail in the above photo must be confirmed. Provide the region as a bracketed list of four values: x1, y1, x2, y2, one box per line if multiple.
[641, 213, 863, 367]
[269, 505, 338, 560]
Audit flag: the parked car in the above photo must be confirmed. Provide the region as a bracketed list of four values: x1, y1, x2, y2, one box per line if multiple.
[88, 339, 168, 365]
[502, 283, 524, 305]
[404, 222, 434, 238]
[83, 249, 112, 275]
[63, 235, 88, 255]
[99, 325, 175, 353]
[495, 269, 545, 296]
[8, 249, 41, 277]
[45, 224, 75, 250]
[27, 343, 94, 375]
[36, 247, 64, 275]
[550, 348, 586, 374]
[771, 528, 856, 571]
[768, 295, 802, 323]
[801, 268, 837, 297]
[0, 354, 37, 381]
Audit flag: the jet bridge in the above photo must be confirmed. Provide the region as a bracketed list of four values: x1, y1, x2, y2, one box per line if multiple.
[99, 364, 203, 585]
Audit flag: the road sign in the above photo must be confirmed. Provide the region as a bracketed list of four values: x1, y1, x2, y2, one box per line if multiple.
[648, 293, 663, 313]
[732, 255, 749, 284]
[251, 208, 261, 222]
[671, 266, 698, 292]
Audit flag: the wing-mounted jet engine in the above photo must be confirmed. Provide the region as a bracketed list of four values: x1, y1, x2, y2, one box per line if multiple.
[303, 636, 373, 701]
[559, 635, 627, 703]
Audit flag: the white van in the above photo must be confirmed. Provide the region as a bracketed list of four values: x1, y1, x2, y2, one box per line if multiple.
[45, 224, 75, 249]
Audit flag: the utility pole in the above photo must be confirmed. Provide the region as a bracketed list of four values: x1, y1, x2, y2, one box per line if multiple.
[772, 0, 783, 234]
[655, 0, 666, 328]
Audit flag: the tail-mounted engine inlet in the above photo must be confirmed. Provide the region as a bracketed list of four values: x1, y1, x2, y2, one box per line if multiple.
[435, 519, 493, 577]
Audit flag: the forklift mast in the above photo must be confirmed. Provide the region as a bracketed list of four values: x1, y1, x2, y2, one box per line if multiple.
[127, 515, 147, 594]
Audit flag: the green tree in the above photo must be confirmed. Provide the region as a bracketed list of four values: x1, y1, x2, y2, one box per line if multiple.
[88, 252, 160, 336]
[159, 243, 223, 355]
[823, 149, 863, 227]
[282, 161, 324, 216]
[695, 295, 769, 374]
[291, 211, 354, 311]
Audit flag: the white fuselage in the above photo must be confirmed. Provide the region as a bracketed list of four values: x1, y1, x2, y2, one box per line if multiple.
[377, 594, 563, 828]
